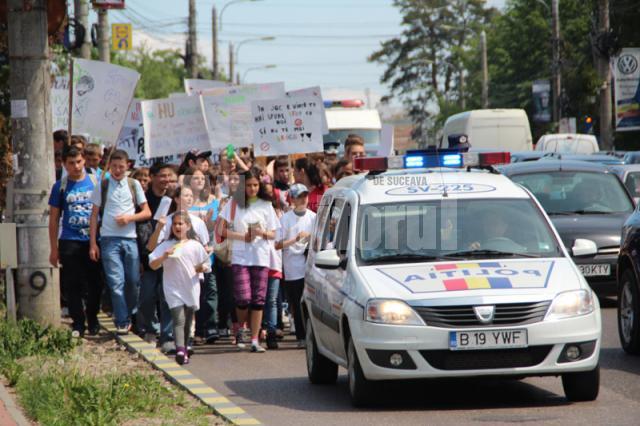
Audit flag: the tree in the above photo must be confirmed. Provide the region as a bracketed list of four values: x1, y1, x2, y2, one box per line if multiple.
[369, 0, 495, 146]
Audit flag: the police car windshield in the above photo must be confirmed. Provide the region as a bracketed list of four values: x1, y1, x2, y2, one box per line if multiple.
[357, 198, 561, 264]
[511, 171, 633, 215]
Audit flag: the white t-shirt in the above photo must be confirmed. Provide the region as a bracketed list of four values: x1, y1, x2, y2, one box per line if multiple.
[280, 209, 316, 280]
[158, 212, 210, 246]
[220, 199, 280, 268]
[149, 239, 210, 310]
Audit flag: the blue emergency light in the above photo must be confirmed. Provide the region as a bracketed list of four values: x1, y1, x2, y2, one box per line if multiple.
[353, 150, 510, 172]
[403, 152, 463, 169]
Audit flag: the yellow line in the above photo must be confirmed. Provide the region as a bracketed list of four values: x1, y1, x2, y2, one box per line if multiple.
[178, 378, 205, 385]
[232, 419, 261, 425]
[202, 396, 230, 404]
[164, 369, 192, 377]
[189, 386, 217, 394]
[218, 407, 245, 415]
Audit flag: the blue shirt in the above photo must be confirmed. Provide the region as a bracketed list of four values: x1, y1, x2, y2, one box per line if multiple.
[90, 177, 147, 238]
[48, 174, 96, 241]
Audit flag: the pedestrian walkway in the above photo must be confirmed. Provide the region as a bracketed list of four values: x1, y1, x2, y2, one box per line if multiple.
[0, 380, 30, 426]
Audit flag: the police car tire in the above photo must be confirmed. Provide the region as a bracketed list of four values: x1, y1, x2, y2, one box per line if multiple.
[617, 270, 640, 354]
[561, 365, 600, 402]
[305, 318, 338, 385]
[347, 338, 375, 407]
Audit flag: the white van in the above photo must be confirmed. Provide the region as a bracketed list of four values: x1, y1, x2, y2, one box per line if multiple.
[324, 101, 383, 156]
[536, 134, 599, 154]
[441, 109, 533, 151]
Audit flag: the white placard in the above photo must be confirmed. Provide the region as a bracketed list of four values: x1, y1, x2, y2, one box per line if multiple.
[286, 86, 329, 134]
[52, 76, 70, 131]
[116, 99, 180, 167]
[142, 96, 210, 158]
[153, 196, 173, 220]
[200, 82, 286, 149]
[70, 59, 140, 145]
[184, 79, 228, 96]
[251, 96, 324, 156]
[379, 124, 395, 156]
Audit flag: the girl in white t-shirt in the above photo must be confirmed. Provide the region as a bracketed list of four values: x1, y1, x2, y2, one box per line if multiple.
[149, 212, 211, 365]
[277, 184, 316, 345]
[219, 169, 280, 353]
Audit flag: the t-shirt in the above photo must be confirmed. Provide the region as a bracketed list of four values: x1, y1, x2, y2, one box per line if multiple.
[149, 239, 210, 310]
[48, 174, 97, 241]
[307, 185, 327, 213]
[158, 212, 210, 247]
[189, 198, 220, 223]
[220, 199, 280, 268]
[280, 209, 316, 280]
[90, 177, 147, 238]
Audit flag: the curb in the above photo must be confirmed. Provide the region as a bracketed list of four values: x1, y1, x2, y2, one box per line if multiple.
[97, 314, 261, 425]
[0, 380, 31, 426]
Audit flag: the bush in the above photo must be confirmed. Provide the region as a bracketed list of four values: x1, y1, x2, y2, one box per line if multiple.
[0, 318, 76, 360]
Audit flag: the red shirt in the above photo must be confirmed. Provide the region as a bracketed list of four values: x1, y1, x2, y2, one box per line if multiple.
[307, 185, 327, 213]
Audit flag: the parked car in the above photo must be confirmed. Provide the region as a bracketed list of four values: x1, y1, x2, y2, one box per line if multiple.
[608, 164, 640, 203]
[541, 153, 624, 166]
[623, 152, 640, 165]
[500, 160, 635, 296]
[536, 134, 599, 154]
[510, 151, 547, 163]
[617, 206, 640, 354]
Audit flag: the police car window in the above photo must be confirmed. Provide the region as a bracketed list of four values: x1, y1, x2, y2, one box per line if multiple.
[512, 171, 633, 214]
[357, 199, 561, 263]
[313, 195, 333, 252]
[335, 203, 352, 255]
[321, 199, 344, 251]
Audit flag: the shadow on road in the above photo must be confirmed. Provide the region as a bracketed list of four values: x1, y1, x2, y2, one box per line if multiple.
[224, 374, 570, 413]
[600, 347, 640, 376]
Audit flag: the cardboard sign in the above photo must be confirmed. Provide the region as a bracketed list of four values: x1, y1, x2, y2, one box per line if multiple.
[200, 82, 286, 149]
[184, 79, 228, 96]
[286, 86, 329, 134]
[62, 59, 140, 146]
[141, 96, 210, 158]
[251, 96, 324, 156]
[116, 100, 179, 167]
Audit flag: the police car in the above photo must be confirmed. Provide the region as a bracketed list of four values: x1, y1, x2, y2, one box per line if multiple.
[302, 150, 601, 406]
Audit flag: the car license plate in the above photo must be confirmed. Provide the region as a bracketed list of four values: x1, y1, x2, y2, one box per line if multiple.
[578, 264, 611, 277]
[449, 329, 528, 351]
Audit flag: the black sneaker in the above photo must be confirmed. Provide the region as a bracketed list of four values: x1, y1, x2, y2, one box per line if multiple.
[266, 332, 279, 349]
[87, 323, 100, 336]
[205, 330, 219, 344]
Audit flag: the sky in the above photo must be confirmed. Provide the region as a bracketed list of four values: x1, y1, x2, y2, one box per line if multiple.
[92, 0, 505, 106]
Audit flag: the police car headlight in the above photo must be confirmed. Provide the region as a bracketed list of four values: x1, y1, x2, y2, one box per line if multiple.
[366, 299, 425, 326]
[546, 290, 595, 320]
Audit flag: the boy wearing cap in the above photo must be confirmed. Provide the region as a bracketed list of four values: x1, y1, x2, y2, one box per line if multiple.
[276, 183, 316, 347]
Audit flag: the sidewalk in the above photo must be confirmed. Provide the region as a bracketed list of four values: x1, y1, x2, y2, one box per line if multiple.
[0, 380, 30, 426]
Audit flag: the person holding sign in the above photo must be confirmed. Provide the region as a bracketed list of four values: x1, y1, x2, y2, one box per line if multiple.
[218, 169, 280, 353]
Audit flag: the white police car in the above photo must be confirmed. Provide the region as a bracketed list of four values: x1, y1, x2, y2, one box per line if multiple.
[302, 150, 601, 406]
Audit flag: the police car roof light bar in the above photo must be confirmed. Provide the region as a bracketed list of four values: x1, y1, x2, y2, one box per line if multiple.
[463, 152, 511, 167]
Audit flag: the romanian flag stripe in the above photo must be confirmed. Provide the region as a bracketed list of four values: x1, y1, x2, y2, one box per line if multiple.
[443, 276, 513, 291]
[434, 262, 501, 271]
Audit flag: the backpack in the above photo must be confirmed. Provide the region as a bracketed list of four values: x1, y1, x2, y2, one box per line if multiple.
[98, 177, 139, 219]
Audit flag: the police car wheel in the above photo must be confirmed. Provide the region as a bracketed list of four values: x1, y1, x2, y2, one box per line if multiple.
[561, 365, 600, 402]
[347, 338, 375, 407]
[618, 270, 640, 354]
[305, 318, 338, 384]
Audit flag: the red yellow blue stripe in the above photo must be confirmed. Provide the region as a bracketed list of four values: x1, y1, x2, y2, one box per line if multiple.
[443, 276, 512, 291]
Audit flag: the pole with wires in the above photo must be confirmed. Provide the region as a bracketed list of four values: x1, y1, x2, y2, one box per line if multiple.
[188, 0, 198, 78]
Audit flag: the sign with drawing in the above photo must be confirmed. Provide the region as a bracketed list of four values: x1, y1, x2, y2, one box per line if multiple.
[251, 96, 324, 156]
[112, 23, 132, 51]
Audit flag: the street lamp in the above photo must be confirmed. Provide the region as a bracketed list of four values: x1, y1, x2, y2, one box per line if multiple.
[219, 0, 264, 32]
[235, 36, 276, 83]
[242, 64, 276, 83]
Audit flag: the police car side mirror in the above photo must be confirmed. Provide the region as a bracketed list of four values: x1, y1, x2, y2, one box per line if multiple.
[315, 249, 342, 270]
[571, 239, 598, 257]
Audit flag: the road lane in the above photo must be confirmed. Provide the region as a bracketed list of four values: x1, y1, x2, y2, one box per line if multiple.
[186, 301, 640, 425]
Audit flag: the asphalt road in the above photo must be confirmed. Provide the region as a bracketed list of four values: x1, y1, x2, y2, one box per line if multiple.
[186, 298, 640, 425]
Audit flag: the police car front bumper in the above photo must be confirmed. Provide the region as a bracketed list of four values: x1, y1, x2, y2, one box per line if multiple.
[349, 311, 601, 381]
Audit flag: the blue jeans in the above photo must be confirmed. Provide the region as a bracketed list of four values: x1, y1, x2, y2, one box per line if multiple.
[100, 237, 140, 328]
[264, 277, 280, 333]
[137, 269, 173, 343]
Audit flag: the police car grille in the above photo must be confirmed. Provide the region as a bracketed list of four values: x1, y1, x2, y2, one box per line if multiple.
[420, 346, 553, 370]
[413, 301, 551, 328]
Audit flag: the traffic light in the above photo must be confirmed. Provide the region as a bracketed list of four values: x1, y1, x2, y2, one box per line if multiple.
[583, 115, 594, 133]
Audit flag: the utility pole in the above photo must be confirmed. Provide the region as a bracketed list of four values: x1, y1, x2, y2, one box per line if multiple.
[74, 0, 91, 59]
[7, 0, 60, 325]
[229, 41, 234, 84]
[212, 6, 218, 79]
[188, 0, 198, 78]
[480, 30, 489, 108]
[598, 0, 612, 149]
[97, 8, 110, 62]
[460, 70, 466, 110]
[551, 0, 561, 124]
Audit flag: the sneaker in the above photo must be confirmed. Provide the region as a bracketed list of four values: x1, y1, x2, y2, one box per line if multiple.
[236, 328, 250, 349]
[183, 354, 190, 365]
[218, 328, 230, 338]
[193, 336, 206, 346]
[205, 330, 219, 344]
[187, 346, 194, 356]
[143, 333, 156, 344]
[175, 348, 186, 365]
[160, 341, 176, 355]
[87, 323, 100, 336]
[266, 332, 279, 349]
[296, 339, 306, 349]
[116, 326, 129, 335]
[71, 329, 83, 338]
[251, 343, 266, 353]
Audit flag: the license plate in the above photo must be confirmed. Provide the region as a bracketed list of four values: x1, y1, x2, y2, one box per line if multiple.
[578, 264, 611, 277]
[449, 329, 528, 351]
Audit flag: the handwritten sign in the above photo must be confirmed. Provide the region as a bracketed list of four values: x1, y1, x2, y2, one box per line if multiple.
[116, 100, 179, 167]
[200, 82, 286, 149]
[286, 86, 329, 134]
[251, 96, 324, 156]
[184, 79, 228, 96]
[141, 96, 210, 158]
[55, 59, 140, 145]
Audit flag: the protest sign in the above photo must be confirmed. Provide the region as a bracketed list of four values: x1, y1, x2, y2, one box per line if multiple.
[69, 59, 140, 145]
[116, 100, 179, 167]
[142, 96, 210, 158]
[286, 86, 329, 134]
[184, 79, 227, 96]
[200, 82, 286, 149]
[52, 76, 70, 131]
[614, 48, 640, 132]
[251, 96, 324, 156]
